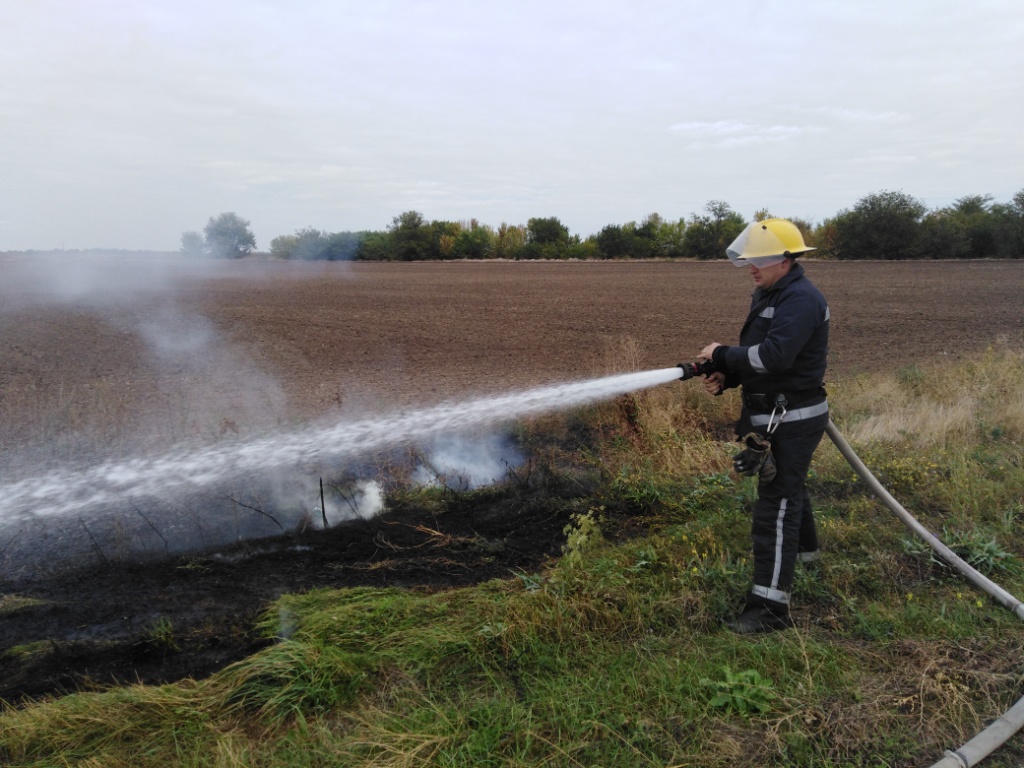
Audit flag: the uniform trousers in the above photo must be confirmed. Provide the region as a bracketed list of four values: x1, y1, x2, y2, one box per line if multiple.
[742, 407, 828, 606]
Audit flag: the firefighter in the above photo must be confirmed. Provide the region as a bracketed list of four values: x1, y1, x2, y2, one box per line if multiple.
[698, 218, 830, 634]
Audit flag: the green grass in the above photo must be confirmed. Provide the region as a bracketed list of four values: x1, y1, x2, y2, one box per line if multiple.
[2, 350, 1024, 767]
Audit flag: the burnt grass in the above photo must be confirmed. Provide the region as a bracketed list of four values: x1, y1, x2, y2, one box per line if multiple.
[0, 480, 650, 705]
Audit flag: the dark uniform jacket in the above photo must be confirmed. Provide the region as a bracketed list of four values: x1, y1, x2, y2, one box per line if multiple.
[713, 262, 829, 411]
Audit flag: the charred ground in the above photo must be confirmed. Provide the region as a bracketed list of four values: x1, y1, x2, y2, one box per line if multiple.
[1, 479, 615, 702]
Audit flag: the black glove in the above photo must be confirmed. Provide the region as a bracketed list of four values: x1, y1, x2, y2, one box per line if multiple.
[710, 345, 731, 373]
[733, 432, 777, 484]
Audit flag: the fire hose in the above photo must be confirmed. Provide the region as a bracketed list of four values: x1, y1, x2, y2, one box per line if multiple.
[825, 422, 1024, 768]
[678, 363, 1024, 765]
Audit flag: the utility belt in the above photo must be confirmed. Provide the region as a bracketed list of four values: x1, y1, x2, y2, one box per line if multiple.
[733, 385, 828, 483]
[741, 386, 826, 413]
[742, 386, 829, 430]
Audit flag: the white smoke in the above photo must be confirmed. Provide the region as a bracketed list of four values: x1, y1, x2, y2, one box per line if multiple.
[348, 479, 385, 519]
[0, 251, 224, 310]
[1, 252, 289, 461]
[138, 307, 217, 358]
[412, 433, 523, 490]
[0, 252, 684, 571]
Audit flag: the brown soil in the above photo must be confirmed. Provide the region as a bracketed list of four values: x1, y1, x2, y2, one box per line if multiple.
[2, 258, 1022, 702]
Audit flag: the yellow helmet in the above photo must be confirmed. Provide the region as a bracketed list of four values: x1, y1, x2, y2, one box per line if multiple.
[726, 218, 815, 267]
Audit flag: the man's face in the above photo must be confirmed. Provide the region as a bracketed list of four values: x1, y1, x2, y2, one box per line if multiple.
[749, 258, 791, 290]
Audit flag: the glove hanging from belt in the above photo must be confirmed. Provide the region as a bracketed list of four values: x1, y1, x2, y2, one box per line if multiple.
[733, 432, 777, 484]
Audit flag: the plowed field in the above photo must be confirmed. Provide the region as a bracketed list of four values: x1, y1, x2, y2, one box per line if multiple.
[4, 259, 1022, 432]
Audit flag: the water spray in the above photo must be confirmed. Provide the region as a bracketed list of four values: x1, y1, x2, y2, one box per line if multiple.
[0, 366, 700, 524]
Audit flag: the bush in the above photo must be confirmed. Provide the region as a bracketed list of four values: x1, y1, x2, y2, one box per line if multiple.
[829, 190, 926, 260]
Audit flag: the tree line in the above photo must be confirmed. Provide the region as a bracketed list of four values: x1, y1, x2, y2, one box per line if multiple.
[182, 188, 1024, 261]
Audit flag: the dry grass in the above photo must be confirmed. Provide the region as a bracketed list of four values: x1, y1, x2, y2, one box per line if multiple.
[834, 345, 1024, 447]
[585, 333, 740, 481]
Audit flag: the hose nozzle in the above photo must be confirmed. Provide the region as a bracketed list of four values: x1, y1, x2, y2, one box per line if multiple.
[677, 360, 715, 381]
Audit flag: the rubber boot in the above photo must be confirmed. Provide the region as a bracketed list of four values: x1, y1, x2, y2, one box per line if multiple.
[726, 594, 793, 635]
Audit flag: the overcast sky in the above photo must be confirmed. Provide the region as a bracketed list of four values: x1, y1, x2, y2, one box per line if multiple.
[2, 1, 1021, 251]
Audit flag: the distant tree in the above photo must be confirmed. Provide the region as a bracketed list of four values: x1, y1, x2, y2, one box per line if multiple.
[682, 200, 746, 260]
[430, 220, 463, 260]
[829, 190, 926, 260]
[179, 230, 206, 257]
[203, 212, 256, 258]
[452, 221, 495, 259]
[595, 224, 634, 259]
[654, 217, 687, 257]
[951, 194, 998, 259]
[356, 230, 394, 261]
[389, 210, 432, 260]
[913, 196, 995, 260]
[953, 194, 992, 216]
[593, 221, 654, 259]
[916, 209, 972, 259]
[320, 232, 363, 261]
[812, 219, 841, 259]
[630, 215, 659, 258]
[991, 188, 1024, 259]
[494, 223, 527, 259]
[269, 233, 299, 259]
[527, 216, 569, 245]
[523, 216, 571, 259]
[262, 192, 1024, 263]
[570, 238, 602, 259]
[290, 227, 328, 260]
